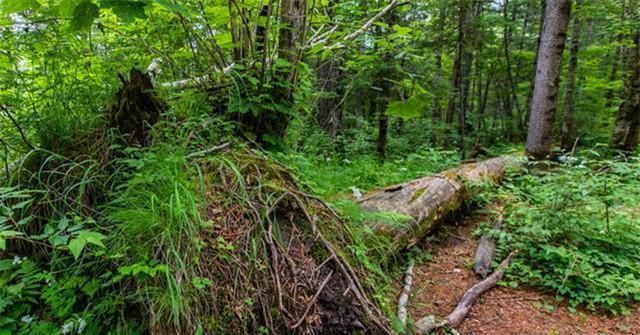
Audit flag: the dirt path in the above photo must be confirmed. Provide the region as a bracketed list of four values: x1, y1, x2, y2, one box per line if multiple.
[405, 210, 640, 335]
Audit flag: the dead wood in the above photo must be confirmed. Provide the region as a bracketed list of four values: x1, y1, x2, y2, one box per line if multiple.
[473, 206, 504, 278]
[397, 261, 414, 327]
[414, 252, 517, 334]
[359, 157, 514, 253]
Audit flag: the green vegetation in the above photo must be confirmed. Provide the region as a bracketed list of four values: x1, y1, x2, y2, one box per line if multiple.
[497, 152, 640, 314]
[0, 0, 639, 334]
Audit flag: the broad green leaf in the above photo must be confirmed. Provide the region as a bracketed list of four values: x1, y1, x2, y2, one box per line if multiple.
[78, 231, 106, 248]
[68, 238, 86, 259]
[0, 237, 4, 251]
[70, 1, 100, 31]
[1, 0, 41, 13]
[100, 0, 148, 23]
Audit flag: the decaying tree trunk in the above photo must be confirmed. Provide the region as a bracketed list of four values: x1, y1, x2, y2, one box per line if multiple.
[359, 157, 513, 254]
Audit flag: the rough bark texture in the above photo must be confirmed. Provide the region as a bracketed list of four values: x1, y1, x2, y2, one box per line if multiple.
[525, 0, 571, 159]
[359, 157, 511, 254]
[561, 0, 583, 151]
[611, 33, 640, 151]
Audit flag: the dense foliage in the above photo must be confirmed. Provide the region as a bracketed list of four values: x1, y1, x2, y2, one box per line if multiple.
[0, 0, 639, 334]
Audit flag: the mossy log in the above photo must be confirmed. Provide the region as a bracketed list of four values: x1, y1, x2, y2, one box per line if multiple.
[359, 157, 511, 253]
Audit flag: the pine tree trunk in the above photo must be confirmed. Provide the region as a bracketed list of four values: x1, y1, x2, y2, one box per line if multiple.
[561, 0, 583, 151]
[316, 57, 343, 137]
[525, 0, 547, 128]
[525, 0, 571, 159]
[611, 33, 640, 151]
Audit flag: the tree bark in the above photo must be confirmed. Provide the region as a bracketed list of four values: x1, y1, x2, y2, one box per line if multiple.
[316, 57, 343, 137]
[359, 157, 513, 254]
[561, 0, 583, 151]
[525, 0, 547, 128]
[611, 32, 640, 151]
[525, 0, 571, 159]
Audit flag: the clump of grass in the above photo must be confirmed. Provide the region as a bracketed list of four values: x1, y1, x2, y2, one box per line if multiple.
[105, 144, 208, 332]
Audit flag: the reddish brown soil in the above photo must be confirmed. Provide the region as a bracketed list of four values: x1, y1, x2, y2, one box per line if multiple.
[404, 211, 640, 335]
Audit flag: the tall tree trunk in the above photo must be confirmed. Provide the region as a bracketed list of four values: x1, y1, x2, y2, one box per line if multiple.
[525, 0, 571, 159]
[503, 0, 522, 136]
[525, 0, 547, 128]
[432, 49, 443, 145]
[316, 57, 343, 137]
[431, 4, 446, 145]
[605, 0, 628, 108]
[611, 32, 640, 151]
[561, 0, 583, 151]
[377, 101, 389, 158]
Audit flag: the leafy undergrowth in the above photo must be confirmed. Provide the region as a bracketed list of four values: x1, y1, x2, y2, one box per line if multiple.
[484, 152, 640, 314]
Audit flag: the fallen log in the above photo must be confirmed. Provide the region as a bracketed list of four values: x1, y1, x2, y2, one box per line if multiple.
[473, 206, 504, 278]
[414, 252, 517, 334]
[359, 157, 514, 253]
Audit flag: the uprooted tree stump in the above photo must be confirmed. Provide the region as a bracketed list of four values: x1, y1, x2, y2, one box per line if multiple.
[359, 157, 515, 254]
[108, 68, 167, 146]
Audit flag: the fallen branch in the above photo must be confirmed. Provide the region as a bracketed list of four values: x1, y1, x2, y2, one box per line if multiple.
[397, 261, 414, 327]
[185, 142, 231, 159]
[323, 0, 408, 49]
[414, 252, 517, 334]
[473, 205, 504, 278]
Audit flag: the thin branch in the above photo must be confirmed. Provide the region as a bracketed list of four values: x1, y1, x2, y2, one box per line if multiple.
[0, 104, 35, 150]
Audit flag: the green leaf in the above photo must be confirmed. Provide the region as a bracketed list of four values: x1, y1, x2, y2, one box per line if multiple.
[1, 0, 41, 13]
[154, 0, 189, 16]
[78, 231, 106, 248]
[385, 96, 425, 121]
[70, 1, 100, 31]
[100, 0, 148, 23]
[68, 238, 86, 259]
[0, 237, 4, 251]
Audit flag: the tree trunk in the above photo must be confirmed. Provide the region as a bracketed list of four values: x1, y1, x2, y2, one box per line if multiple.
[561, 0, 583, 151]
[503, 0, 523, 135]
[525, 0, 547, 128]
[605, 0, 628, 108]
[525, 0, 571, 159]
[611, 32, 640, 151]
[316, 57, 343, 137]
[377, 101, 389, 158]
[359, 157, 513, 254]
[431, 49, 443, 145]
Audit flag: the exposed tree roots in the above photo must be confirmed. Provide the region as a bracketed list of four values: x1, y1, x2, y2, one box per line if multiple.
[194, 149, 390, 334]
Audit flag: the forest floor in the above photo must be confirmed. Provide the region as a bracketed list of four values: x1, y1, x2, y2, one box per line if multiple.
[406, 209, 640, 335]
